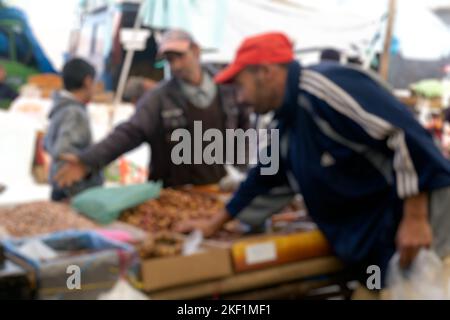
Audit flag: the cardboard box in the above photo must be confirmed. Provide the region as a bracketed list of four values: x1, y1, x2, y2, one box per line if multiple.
[141, 242, 233, 292]
[230, 230, 331, 273]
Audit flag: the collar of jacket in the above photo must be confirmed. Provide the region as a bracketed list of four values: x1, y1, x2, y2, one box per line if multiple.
[164, 66, 228, 111]
[273, 60, 302, 123]
[178, 71, 217, 108]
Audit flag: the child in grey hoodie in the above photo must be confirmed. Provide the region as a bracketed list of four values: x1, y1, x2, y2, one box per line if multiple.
[44, 58, 103, 201]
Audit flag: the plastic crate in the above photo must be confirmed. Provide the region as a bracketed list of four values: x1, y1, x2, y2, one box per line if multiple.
[2, 230, 136, 300]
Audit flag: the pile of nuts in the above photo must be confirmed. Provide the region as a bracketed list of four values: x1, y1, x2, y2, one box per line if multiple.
[120, 189, 224, 233]
[0, 201, 98, 237]
[138, 232, 184, 258]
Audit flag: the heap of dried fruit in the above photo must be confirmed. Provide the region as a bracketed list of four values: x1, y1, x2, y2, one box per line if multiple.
[0, 201, 98, 237]
[120, 189, 224, 233]
[138, 232, 184, 258]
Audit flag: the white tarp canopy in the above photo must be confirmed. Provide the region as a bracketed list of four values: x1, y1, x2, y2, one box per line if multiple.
[389, 0, 450, 60]
[140, 0, 450, 63]
[141, 0, 384, 63]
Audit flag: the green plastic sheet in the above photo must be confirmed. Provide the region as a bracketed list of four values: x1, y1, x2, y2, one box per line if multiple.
[71, 182, 162, 224]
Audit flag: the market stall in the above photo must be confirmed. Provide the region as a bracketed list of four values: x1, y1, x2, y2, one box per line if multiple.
[3, 0, 450, 303]
[0, 182, 349, 300]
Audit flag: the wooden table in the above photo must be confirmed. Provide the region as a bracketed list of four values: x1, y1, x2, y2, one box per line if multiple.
[147, 256, 345, 300]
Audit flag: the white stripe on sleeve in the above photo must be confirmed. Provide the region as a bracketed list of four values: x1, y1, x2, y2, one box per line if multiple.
[299, 70, 419, 198]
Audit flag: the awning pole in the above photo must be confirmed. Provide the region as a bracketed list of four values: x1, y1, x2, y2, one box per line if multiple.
[109, 0, 146, 129]
[379, 0, 397, 81]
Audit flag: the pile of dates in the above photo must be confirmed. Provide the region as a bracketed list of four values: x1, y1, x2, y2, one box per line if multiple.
[138, 232, 184, 258]
[120, 189, 224, 233]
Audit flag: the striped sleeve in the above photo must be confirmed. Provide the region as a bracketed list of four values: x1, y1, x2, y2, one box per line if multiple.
[299, 68, 419, 199]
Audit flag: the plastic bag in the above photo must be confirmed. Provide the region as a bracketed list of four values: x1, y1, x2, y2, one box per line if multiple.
[219, 164, 246, 192]
[71, 182, 161, 224]
[386, 249, 447, 300]
[18, 239, 58, 261]
[182, 230, 204, 256]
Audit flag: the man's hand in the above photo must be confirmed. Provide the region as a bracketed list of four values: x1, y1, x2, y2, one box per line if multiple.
[396, 193, 433, 268]
[54, 153, 88, 188]
[175, 209, 232, 238]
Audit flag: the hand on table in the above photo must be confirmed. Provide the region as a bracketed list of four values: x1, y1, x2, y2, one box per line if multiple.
[174, 209, 232, 238]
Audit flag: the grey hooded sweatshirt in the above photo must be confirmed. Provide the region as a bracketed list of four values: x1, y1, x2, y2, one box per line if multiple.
[44, 91, 103, 197]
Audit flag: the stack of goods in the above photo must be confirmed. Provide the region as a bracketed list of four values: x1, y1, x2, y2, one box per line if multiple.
[120, 189, 224, 233]
[104, 158, 148, 185]
[210, 220, 250, 242]
[442, 121, 450, 158]
[92, 81, 114, 103]
[27, 74, 62, 98]
[32, 130, 50, 184]
[268, 212, 316, 234]
[0, 201, 98, 237]
[180, 184, 233, 203]
[265, 195, 315, 233]
[138, 232, 184, 259]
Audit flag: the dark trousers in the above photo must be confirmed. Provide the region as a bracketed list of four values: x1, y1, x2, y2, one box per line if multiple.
[50, 188, 69, 202]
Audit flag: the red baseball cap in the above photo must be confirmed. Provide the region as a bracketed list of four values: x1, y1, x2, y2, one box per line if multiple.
[215, 32, 294, 84]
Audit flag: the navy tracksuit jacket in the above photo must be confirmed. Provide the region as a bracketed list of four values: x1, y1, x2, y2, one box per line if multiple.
[226, 61, 450, 285]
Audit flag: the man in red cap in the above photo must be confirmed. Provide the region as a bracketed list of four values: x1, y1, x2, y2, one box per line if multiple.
[54, 29, 251, 189]
[178, 31, 450, 289]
